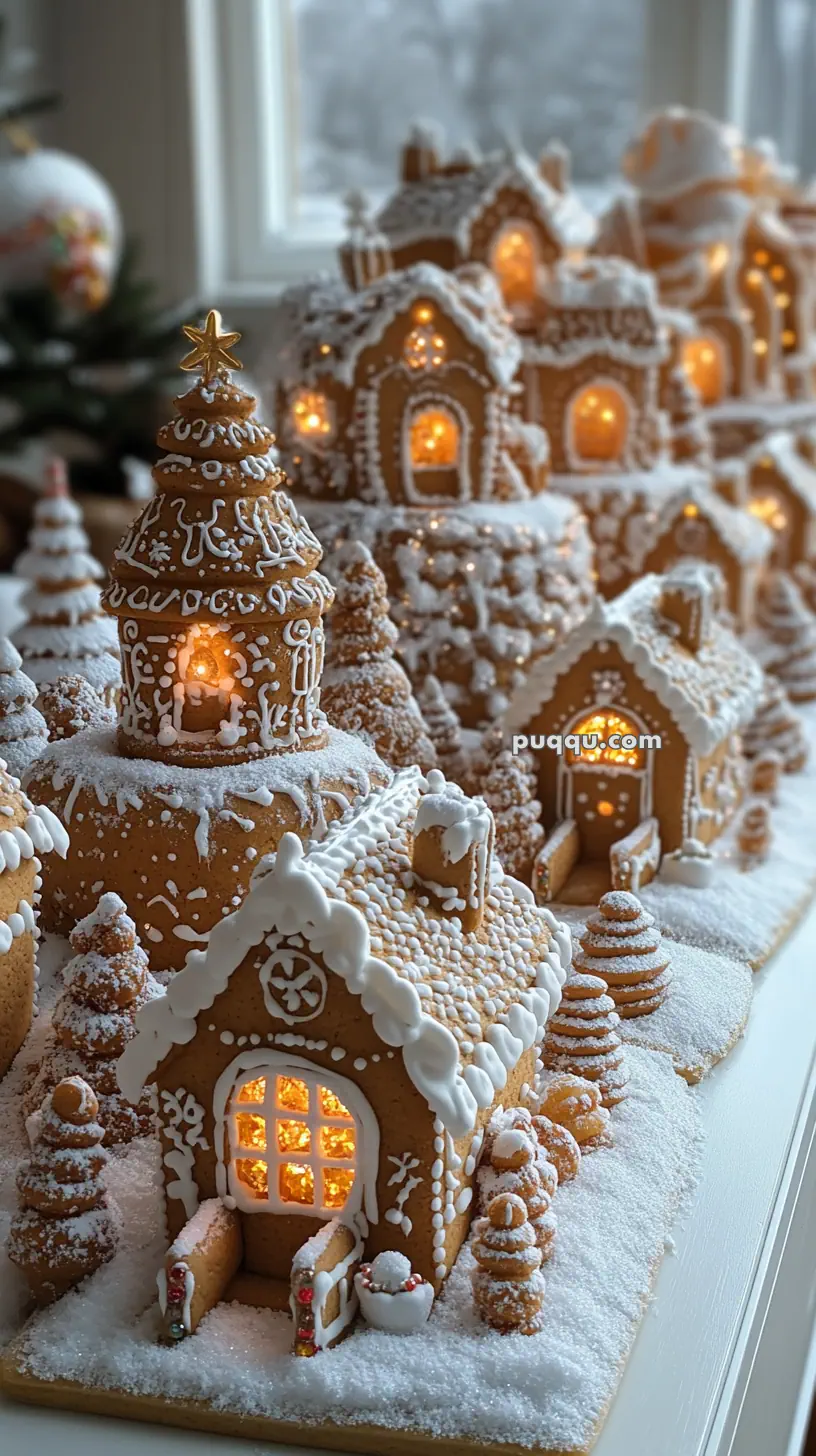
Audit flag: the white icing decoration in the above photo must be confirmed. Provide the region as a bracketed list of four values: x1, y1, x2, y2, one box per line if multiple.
[384, 1152, 423, 1237]
[158, 1087, 209, 1219]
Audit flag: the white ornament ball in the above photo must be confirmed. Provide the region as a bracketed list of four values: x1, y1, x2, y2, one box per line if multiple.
[369, 1250, 412, 1291]
[0, 148, 121, 297]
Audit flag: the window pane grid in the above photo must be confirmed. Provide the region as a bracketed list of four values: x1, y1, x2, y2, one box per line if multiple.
[229, 1071, 357, 1216]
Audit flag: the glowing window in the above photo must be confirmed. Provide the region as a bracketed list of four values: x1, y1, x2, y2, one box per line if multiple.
[229, 1072, 356, 1216]
[290, 389, 334, 446]
[682, 335, 725, 406]
[409, 407, 459, 468]
[566, 710, 644, 768]
[570, 384, 629, 463]
[404, 308, 447, 370]
[490, 223, 538, 310]
[748, 493, 788, 532]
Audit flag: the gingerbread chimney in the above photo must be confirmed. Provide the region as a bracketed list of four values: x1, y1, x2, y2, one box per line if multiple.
[658, 563, 718, 655]
[401, 122, 441, 184]
[412, 770, 494, 933]
[340, 190, 393, 292]
[539, 141, 570, 193]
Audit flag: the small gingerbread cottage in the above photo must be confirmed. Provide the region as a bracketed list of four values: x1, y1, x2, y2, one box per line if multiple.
[374, 130, 595, 329]
[275, 261, 548, 505]
[118, 768, 570, 1342]
[503, 564, 762, 903]
[0, 764, 69, 1077]
[525, 257, 670, 473]
[744, 430, 816, 569]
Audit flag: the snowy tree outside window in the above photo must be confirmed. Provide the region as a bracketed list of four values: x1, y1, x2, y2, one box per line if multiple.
[291, 0, 646, 222]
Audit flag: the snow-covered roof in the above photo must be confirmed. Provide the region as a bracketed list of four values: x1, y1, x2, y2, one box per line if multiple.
[654, 481, 772, 565]
[276, 262, 522, 391]
[529, 257, 668, 366]
[746, 429, 816, 511]
[623, 108, 744, 201]
[118, 768, 571, 1139]
[375, 151, 596, 254]
[504, 571, 763, 757]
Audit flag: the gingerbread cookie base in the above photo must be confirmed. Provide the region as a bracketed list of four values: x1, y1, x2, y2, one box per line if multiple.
[24, 726, 386, 971]
[0, 1048, 699, 1455]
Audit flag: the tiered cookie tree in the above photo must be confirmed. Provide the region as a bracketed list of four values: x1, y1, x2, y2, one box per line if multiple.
[25, 312, 385, 967]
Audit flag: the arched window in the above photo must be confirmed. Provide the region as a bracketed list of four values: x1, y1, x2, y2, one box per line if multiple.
[566, 709, 644, 769]
[681, 333, 726, 405]
[490, 222, 538, 312]
[409, 406, 460, 468]
[228, 1068, 357, 1217]
[570, 383, 629, 464]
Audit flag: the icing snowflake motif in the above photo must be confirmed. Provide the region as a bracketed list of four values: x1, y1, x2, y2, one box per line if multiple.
[384, 1152, 423, 1237]
[148, 538, 172, 566]
[591, 667, 626, 701]
[258, 942, 328, 1024]
[159, 1087, 209, 1218]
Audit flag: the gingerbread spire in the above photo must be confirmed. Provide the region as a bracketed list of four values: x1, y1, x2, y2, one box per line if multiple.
[103, 318, 334, 765]
[471, 1192, 545, 1335]
[574, 890, 672, 1019]
[758, 573, 816, 703]
[542, 971, 628, 1108]
[0, 637, 48, 781]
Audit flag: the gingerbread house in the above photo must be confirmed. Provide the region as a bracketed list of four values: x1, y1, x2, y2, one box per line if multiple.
[272, 263, 593, 727]
[523, 256, 670, 470]
[503, 565, 762, 904]
[0, 763, 68, 1077]
[117, 768, 570, 1344]
[374, 129, 595, 329]
[639, 482, 771, 629]
[744, 430, 816, 569]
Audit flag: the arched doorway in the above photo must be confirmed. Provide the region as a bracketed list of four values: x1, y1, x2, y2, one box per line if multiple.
[559, 706, 651, 860]
[681, 333, 726, 405]
[569, 382, 630, 466]
[404, 400, 466, 500]
[490, 221, 539, 316]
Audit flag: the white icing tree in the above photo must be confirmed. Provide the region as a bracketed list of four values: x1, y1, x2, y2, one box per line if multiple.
[27, 892, 160, 1143]
[12, 457, 121, 703]
[759, 572, 816, 703]
[662, 365, 712, 465]
[478, 744, 545, 884]
[418, 674, 463, 771]
[322, 541, 437, 771]
[0, 637, 48, 781]
[743, 673, 808, 773]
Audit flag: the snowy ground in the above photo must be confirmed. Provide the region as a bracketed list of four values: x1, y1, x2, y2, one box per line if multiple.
[5, 1047, 699, 1454]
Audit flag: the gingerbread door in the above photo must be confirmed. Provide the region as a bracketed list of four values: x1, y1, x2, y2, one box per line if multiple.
[563, 766, 644, 860]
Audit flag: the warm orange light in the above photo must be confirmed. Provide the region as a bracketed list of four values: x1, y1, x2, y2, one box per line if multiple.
[782, 328, 796, 347]
[277, 1076, 309, 1113]
[238, 1077, 266, 1102]
[567, 710, 643, 768]
[413, 304, 434, 324]
[749, 494, 787, 531]
[747, 269, 763, 287]
[235, 1112, 266, 1150]
[319, 1123, 356, 1159]
[291, 389, 333, 443]
[404, 325, 446, 370]
[188, 645, 218, 683]
[754, 249, 770, 265]
[597, 800, 615, 817]
[323, 1167, 355, 1210]
[683, 502, 699, 517]
[491, 224, 537, 309]
[571, 384, 628, 462]
[236, 1158, 268, 1198]
[708, 242, 729, 275]
[753, 339, 768, 355]
[277, 1119, 311, 1154]
[280, 1162, 315, 1205]
[770, 264, 785, 282]
[410, 408, 459, 467]
[319, 1087, 352, 1119]
[682, 335, 725, 405]
[775, 292, 791, 309]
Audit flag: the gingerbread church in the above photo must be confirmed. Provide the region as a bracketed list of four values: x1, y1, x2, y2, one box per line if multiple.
[118, 768, 570, 1345]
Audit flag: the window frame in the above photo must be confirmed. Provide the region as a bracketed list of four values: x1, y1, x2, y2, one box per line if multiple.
[186, 0, 762, 301]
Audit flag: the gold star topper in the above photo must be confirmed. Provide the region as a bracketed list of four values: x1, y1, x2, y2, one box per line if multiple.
[180, 309, 242, 385]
